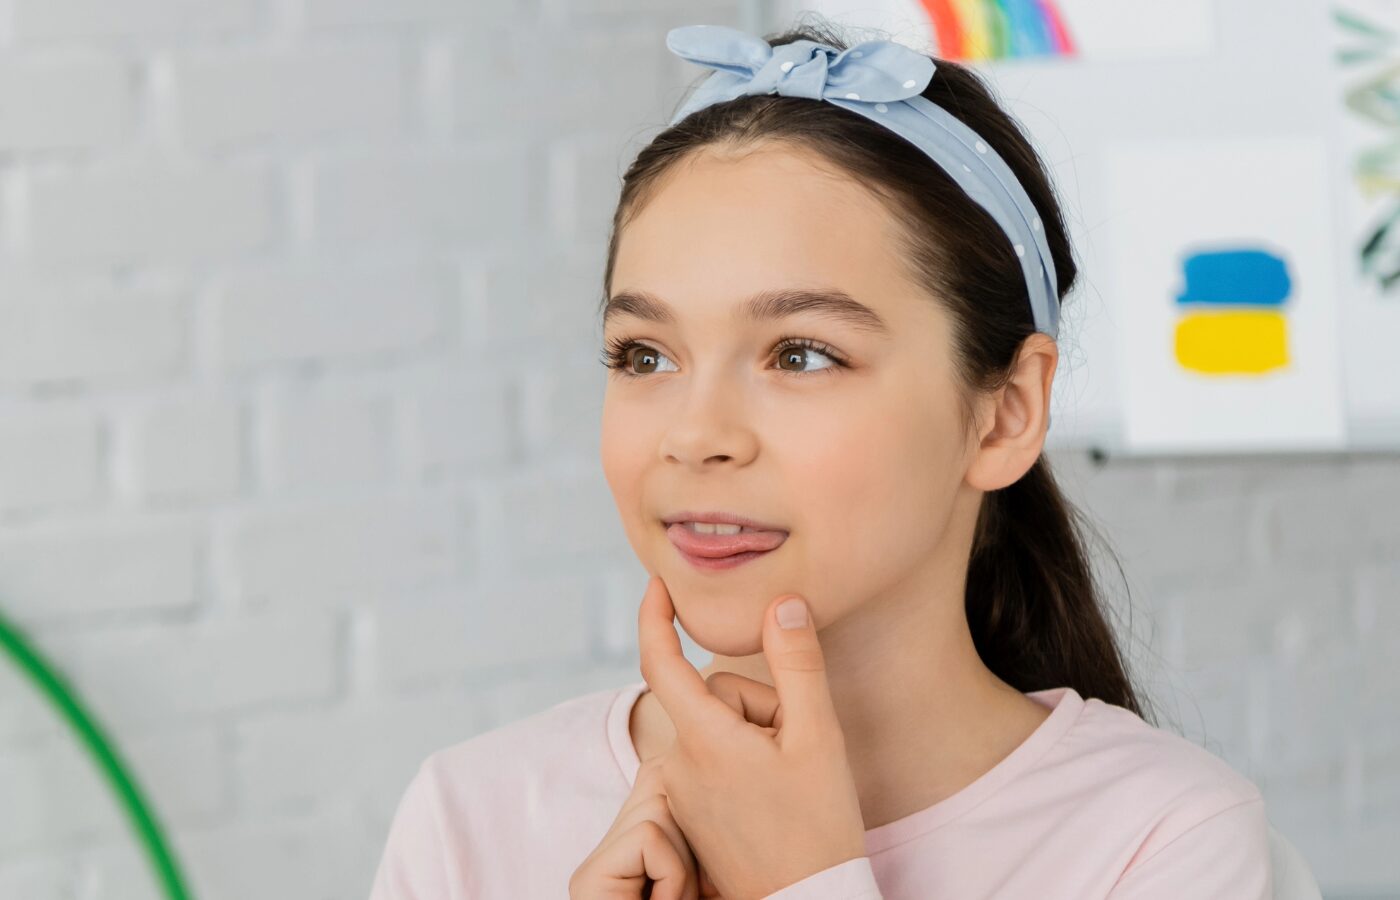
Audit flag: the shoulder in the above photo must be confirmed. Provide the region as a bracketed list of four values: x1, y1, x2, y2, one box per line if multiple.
[370, 680, 643, 898]
[416, 680, 640, 821]
[433, 681, 630, 771]
[1071, 696, 1263, 804]
[1063, 695, 1268, 870]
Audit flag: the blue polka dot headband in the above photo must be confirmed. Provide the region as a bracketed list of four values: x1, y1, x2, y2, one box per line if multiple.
[665, 24, 1060, 340]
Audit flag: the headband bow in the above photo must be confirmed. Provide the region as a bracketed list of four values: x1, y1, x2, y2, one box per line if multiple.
[666, 24, 935, 109]
[664, 24, 1061, 341]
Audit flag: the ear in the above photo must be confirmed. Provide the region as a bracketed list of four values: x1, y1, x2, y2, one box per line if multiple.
[965, 333, 1058, 492]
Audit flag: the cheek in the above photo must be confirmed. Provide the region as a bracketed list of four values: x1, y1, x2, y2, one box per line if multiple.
[779, 397, 957, 591]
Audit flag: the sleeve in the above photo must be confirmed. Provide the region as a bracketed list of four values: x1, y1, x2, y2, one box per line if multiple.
[1106, 797, 1273, 899]
[761, 856, 884, 899]
[369, 755, 456, 900]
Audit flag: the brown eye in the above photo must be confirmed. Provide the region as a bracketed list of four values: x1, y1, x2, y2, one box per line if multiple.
[613, 343, 677, 375]
[777, 347, 807, 372]
[774, 340, 841, 374]
[629, 345, 661, 374]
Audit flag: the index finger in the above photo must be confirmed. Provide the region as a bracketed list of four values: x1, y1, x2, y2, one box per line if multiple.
[637, 574, 738, 741]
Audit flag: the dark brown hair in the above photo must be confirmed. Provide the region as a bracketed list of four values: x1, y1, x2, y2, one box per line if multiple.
[600, 17, 1156, 724]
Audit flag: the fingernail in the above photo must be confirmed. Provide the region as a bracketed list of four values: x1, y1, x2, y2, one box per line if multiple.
[776, 597, 807, 629]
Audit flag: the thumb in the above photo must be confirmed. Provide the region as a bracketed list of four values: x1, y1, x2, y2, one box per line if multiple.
[763, 595, 839, 749]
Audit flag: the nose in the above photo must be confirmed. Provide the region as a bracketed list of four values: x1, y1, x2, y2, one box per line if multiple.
[657, 379, 759, 469]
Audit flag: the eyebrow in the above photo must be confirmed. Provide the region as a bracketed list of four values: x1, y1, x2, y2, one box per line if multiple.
[602, 287, 891, 337]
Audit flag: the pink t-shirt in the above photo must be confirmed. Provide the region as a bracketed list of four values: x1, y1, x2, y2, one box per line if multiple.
[369, 679, 1273, 899]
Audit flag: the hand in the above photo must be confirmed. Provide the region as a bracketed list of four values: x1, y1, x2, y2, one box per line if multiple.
[569, 751, 702, 900]
[638, 575, 868, 900]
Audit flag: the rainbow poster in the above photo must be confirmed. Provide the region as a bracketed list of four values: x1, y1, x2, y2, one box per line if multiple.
[920, 0, 1078, 60]
[777, 0, 1214, 61]
[1101, 137, 1346, 452]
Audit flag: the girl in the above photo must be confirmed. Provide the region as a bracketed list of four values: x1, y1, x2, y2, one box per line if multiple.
[370, 19, 1272, 899]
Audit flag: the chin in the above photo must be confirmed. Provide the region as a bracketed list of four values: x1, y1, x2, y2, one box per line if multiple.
[684, 630, 766, 659]
[671, 591, 768, 657]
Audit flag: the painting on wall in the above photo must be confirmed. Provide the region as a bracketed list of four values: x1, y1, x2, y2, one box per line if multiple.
[1100, 137, 1347, 453]
[774, 0, 1216, 60]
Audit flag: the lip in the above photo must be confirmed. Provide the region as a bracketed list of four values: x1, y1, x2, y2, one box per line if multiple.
[671, 543, 779, 570]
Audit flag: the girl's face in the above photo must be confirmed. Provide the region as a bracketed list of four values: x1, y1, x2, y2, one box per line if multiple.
[601, 145, 983, 657]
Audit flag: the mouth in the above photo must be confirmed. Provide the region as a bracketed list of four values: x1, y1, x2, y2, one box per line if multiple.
[663, 520, 788, 570]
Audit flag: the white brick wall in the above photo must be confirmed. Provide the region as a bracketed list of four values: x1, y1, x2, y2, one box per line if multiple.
[0, 411, 102, 514]
[170, 45, 406, 149]
[0, 517, 201, 619]
[0, 57, 135, 151]
[0, 2, 1393, 899]
[11, 0, 258, 41]
[26, 163, 277, 265]
[0, 278, 186, 386]
[116, 397, 245, 504]
[209, 262, 451, 370]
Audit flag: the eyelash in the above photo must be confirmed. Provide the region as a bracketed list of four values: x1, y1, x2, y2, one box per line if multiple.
[599, 334, 851, 380]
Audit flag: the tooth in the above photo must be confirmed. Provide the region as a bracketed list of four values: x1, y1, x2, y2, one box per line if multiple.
[688, 522, 741, 535]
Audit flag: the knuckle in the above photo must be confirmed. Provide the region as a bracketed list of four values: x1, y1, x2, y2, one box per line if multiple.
[638, 755, 664, 780]
[704, 672, 734, 702]
[648, 805, 670, 829]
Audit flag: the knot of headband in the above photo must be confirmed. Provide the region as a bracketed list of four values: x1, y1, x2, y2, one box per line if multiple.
[664, 24, 1060, 339]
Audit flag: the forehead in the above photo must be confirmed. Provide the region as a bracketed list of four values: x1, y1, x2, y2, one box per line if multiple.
[609, 145, 924, 328]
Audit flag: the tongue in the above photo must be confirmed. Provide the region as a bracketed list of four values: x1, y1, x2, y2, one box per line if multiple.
[667, 523, 787, 558]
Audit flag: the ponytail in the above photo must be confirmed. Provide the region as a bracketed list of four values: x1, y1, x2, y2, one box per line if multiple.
[968, 455, 1153, 723]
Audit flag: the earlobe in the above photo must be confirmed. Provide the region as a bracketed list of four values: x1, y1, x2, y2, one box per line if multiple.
[966, 415, 1026, 493]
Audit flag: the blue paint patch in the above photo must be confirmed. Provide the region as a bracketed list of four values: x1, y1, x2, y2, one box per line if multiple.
[1176, 248, 1291, 306]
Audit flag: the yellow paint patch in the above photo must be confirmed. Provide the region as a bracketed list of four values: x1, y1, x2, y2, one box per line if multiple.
[1174, 310, 1290, 375]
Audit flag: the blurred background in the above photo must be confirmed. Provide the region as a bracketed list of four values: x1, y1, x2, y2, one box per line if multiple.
[0, 0, 1395, 898]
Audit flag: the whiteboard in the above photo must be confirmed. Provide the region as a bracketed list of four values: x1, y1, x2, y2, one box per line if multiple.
[760, 0, 1400, 456]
